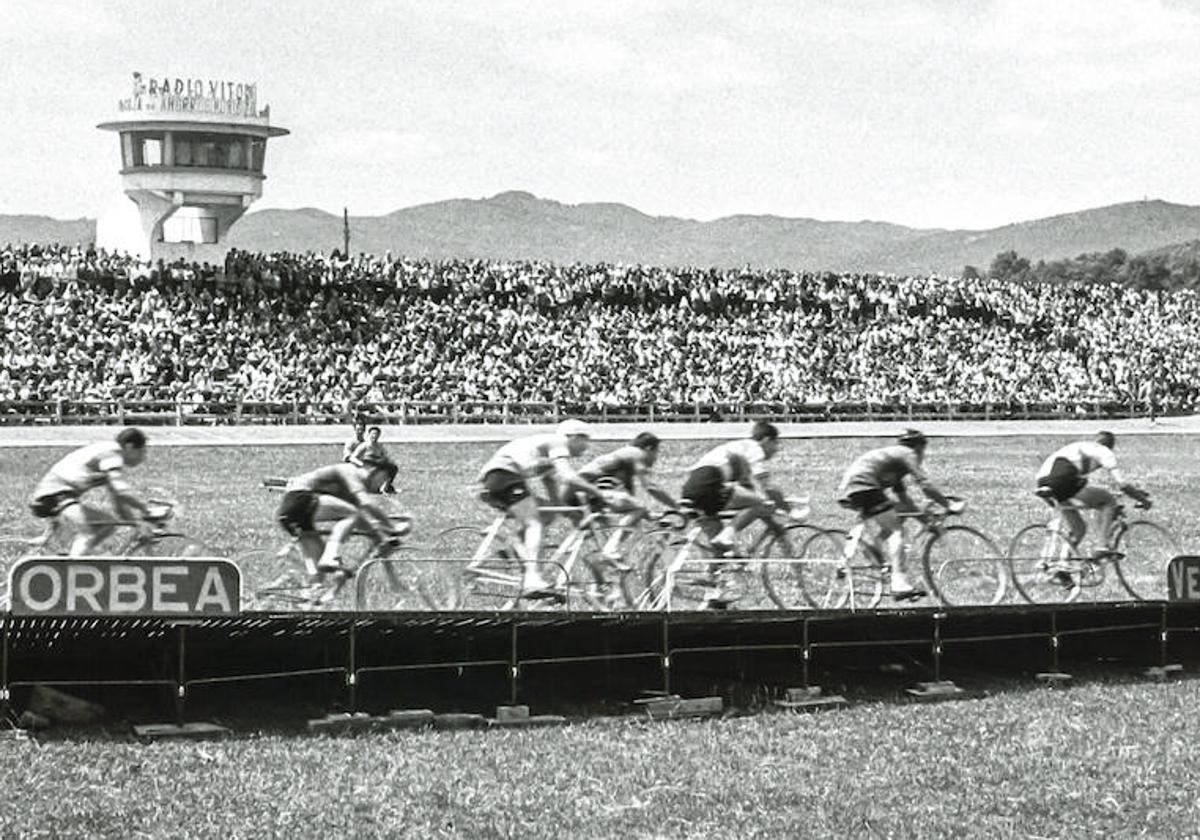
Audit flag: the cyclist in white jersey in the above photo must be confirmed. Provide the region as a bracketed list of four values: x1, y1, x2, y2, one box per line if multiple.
[477, 419, 608, 595]
[1036, 431, 1150, 559]
[28, 427, 151, 557]
[837, 429, 962, 599]
[680, 421, 798, 559]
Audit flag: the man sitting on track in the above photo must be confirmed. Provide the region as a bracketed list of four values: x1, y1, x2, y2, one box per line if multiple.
[277, 460, 409, 578]
[477, 419, 609, 596]
[837, 428, 962, 600]
[349, 425, 399, 495]
[28, 426, 152, 557]
[1035, 430, 1151, 580]
[680, 420, 798, 560]
[576, 431, 678, 566]
[342, 419, 367, 463]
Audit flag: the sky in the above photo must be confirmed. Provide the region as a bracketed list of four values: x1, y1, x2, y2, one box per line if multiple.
[3, 0, 1200, 230]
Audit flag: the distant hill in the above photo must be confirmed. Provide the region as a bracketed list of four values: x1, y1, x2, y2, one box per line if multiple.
[8, 194, 1200, 276]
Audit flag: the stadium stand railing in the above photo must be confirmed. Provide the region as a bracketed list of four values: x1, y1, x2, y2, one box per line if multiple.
[0, 397, 1183, 426]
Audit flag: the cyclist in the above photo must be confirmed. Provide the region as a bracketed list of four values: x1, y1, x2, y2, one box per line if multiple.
[680, 420, 799, 560]
[349, 425, 398, 494]
[28, 427, 152, 557]
[477, 418, 608, 596]
[837, 429, 963, 600]
[1035, 430, 1150, 577]
[276, 460, 408, 578]
[576, 431, 678, 566]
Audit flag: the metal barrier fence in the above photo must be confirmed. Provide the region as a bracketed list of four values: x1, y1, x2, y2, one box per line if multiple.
[1, 602, 1195, 725]
[0, 397, 1183, 427]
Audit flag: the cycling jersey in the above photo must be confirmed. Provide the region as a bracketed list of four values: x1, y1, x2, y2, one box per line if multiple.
[477, 433, 572, 482]
[1036, 442, 1124, 484]
[579, 445, 649, 493]
[287, 463, 373, 506]
[31, 441, 127, 499]
[688, 439, 768, 486]
[838, 444, 931, 496]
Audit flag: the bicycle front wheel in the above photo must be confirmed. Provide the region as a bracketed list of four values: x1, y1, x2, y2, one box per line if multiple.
[1007, 524, 1081, 604]
[1114, 520, 1179, 601]
[642, 538, 714, 611]
[619, 528, 674, 609]
[923, 525, 1006, 606]
[128, 533, 212, 559]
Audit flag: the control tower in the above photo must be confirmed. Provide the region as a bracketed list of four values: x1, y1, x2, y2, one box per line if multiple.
[97, 72, 288, 263]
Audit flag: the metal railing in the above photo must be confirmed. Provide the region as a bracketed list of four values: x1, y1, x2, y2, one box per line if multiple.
[0, 397, 1185, 426]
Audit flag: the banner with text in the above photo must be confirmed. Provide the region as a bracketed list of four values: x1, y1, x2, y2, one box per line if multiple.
[8, 557, 241, 617]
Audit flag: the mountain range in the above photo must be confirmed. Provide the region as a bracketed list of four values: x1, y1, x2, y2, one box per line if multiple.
[6, 193, 1200, 276]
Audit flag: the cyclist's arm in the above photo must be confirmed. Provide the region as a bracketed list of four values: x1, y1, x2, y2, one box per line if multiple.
[552, 459, 606, 505]
[906, 462, 952, 508]
[641, 479, 677, 510]
[104, 477, 148, 520]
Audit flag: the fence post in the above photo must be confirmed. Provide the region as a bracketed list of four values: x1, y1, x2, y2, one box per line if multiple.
[55, 399, 64, 425]
[502, 401, 511, 424]
[649, 402, 655, 422]
[290, 398, 299, 425]
[906, 401, 913, 421]
[400, 400, 408, 424]
[175, 400, 184, 427]
[552, 401, 561, 422]
[235, 400, 244, 423]
[117, 399, 126, 425]
[694, 401, 701, 421]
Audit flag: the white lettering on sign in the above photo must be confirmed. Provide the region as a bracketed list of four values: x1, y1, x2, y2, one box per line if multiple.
[117, 72, 263, 118]
[9, 559, 240, 616]
[18, 564, 61, 612]
[1169, 561, 1200, 600]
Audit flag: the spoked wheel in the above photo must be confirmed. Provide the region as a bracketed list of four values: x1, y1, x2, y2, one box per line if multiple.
[759, 524, 838, 610]
[641, 537, 721, 611]
[127, 533, 212, 558]
[241, 545, 326, 611]
[1114, 520, 1179, 601]
[620, 529, 675, 610]
[796, 528, 853, 610]
[835, 536, 885, 609]
[0, 531, 65, 611]
[1007, 524, 1082, 604]
[923, 525, 1007, 606]
[562, 545, 625, 612]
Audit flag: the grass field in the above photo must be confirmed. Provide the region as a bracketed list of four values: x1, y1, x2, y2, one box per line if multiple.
[2, 678, 1197, 838]
[0, 433, 1195, 605]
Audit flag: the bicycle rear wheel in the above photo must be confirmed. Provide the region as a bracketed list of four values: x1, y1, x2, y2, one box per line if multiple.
[798, 528, 854, 610]
[620, 528, 674, 609]
[759, 524, 836, 609]
[127, 533, 212, 559]
[1113, 520, 1179, 601]
[1007, 524, 1081, 604]
[923, 525, 1006, 606]
[641, 538, 716, 610]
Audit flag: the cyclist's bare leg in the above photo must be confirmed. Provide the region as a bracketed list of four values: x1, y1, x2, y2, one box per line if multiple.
[600, 492, 645, 559]
[296, 533, 325, 577]
[508, 496, 551, 590]
[1073, 486, 1116, 550]
[312, 497, 360, 571]
[869, 508, 918, 593]
[59, 502, 116, 557]
[714, 487, 792, 554]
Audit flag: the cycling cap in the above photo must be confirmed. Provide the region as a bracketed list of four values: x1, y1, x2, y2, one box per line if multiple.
[1096, 430, 1115, 449]
[557, 419, 591, 438]
[897, 428, 927, 447]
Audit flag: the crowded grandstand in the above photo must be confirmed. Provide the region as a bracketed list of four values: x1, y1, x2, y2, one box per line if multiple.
[0, 243, 1194, 416]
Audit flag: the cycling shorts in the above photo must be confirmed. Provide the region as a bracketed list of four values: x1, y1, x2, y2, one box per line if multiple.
[681, 466, 732, 517]
[837, 488, 893, 518]
[29, 490, 79, 519]
[480, 469, 531, 511]
[277, 489, 320, 536]
[1036, 458, 1086, 504]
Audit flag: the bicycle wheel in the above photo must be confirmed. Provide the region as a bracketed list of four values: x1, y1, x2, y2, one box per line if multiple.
[641, 537, 715, 610]
[562, 543, 623, 612]
[620, 528, 675, 609]
[796, 528, 855, 610]
[1007, 524, 1081, 604]
[923, 525, 1007, 606]
[453, 526, 522, 611]
[1113, 519, 1179, 601]
[837, 535, 886, 609]
[759, 524, 832, 609]
[128, 533, 212, 559]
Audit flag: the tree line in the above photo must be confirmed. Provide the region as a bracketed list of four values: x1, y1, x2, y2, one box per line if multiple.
[963, 243, 1200, 291]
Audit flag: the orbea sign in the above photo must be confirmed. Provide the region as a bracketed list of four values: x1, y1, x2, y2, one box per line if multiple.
[8, 558, 240, 617]
[117, 71, 262, 119]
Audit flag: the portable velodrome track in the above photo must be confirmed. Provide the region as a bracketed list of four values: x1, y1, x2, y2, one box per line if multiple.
[2, 418, 1199, 727]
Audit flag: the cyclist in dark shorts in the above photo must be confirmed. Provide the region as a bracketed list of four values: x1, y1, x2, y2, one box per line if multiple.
[576, 432, 677, 565]
[1035, 431, 1150, 560]
[680, 421, 798, 558]
[277, 460, 408, 577]
[837, 429, 961, 599]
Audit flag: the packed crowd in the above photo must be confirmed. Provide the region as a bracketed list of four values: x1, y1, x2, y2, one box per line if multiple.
[1, 242, 1197, 414]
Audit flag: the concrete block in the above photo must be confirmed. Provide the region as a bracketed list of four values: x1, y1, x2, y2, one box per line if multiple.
[28, 685, 106, 725]
[642, 696, 723, 720]
[433, 713, 487, 730]
[906, 680, 965, 701]
[1035, 672, 1073, 687]
[774, 686, 848, 711]
[133, 722, 230, 741]
[307, 712, 375, 734]
[488, 715, 567, 729]
[383, 709, 435, 729]
[494, 705, 530, 721]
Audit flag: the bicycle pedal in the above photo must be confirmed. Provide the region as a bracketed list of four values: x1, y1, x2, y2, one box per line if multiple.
[891, 588, 927, 603]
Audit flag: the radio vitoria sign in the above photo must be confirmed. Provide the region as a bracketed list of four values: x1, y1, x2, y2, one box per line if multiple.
[8, 557, 241, 617]
[117, 71, 263, 119]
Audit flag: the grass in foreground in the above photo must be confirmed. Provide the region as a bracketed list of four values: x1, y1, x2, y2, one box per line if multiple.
[1, 678, 1196, 838]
